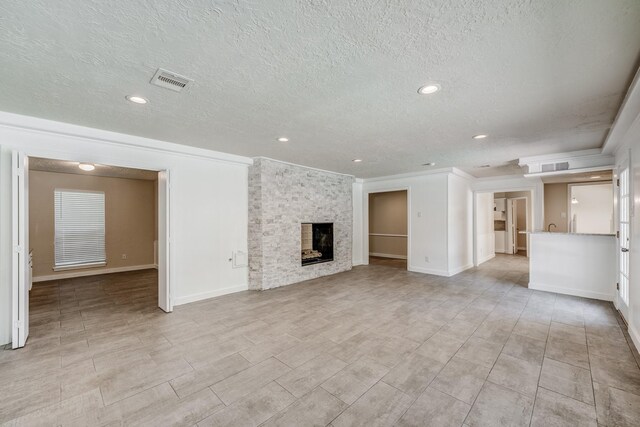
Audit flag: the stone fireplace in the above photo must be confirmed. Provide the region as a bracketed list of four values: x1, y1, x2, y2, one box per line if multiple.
[301, 223, 334, 266]
[248, 158, 353, 291]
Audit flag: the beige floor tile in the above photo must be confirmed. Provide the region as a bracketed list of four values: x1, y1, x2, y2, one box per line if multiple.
[455, 336, 503, 368]
[331, 381, 413, 427]
[431, 357, 490, 404]
[3, 258, 639, 426]
[545, 336, 590, 369]
[198, 382, 296, 427]
[276, 353, 347, 398]
[593, 381, 640, 427]
[465, 381, 534, 427]
[396, 386, 470, 427]
[531, 387, 597, 427]
[169, 353, 252, 398]
[539, 357, 594, 405]
[321, 357, 389, 404]
[415, 332, 465, 364]
[501, 333, 545, 364]
[211, 357, 291, 404]
[488, 353, 541, 397]
[262, 387, 348, 427]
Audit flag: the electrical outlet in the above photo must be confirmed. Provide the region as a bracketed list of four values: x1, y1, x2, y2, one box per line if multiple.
[425, 256, 429, 262]
[121, 254, 127, 260]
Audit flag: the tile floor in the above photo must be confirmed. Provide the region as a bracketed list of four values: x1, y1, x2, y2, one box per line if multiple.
[1, 255, 640, 426]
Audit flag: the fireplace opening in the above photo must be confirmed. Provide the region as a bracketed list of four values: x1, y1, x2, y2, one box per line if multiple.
[301, 222, 334, 266]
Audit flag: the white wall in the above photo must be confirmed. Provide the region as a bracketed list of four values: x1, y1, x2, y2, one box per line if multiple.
[475, 192, 495, 265]
[569, 183, 614, 234]
[0, 112, 252, 345]
[529, 232, 616, 301]
[472, 175, 544, 232]
[352, 180, 364, 265]
[359, 169, 473, 276]
[448, 174, 473, 274]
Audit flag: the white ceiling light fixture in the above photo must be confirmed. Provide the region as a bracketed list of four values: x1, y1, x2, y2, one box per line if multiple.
[422, 162, 436, 166]
[352, 159, 363, 163]
[571, 197, 579, 204]
[277, 137, 289, 142]
[417, 84, 441, 95]
[78, 163, 95, 171]
[473, 134, 488, 140]
[126, 95, 148, 104]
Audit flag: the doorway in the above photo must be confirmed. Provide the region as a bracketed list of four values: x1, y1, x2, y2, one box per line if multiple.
[368, 190, 408, 269]
[11, 153, 172, 349]
[474, 190, 532, 267]
[508, 197, 528, 256]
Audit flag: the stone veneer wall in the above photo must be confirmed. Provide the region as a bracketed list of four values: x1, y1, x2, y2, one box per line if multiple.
[248, 158, 354, 290]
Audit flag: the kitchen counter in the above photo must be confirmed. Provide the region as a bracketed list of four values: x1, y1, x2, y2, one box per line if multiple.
[529, 232, 616, 301]
[531, 231, 615, 237]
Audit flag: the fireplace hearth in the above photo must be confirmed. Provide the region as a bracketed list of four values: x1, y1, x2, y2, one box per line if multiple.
[301, 222, 334, 266]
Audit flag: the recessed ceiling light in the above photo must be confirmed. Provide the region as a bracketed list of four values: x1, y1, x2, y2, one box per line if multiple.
[590, 175, 601, 179]
[473, 134, 488, 140]
[352, 159, 363, 163]
[126, 95, 148, 104]
[78, 163, 95, 171]
[277, 137, 289, 142]
[571, 197, 579, 204]
[417, 84, 441, 95]
[422, 162, 436, 166]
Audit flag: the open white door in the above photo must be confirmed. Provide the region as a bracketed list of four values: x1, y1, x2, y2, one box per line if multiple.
[12, 151, 30, 348]
[506, 199, 517, 255]
[617, 165, 630, 321]
[158, 170, 172, 312]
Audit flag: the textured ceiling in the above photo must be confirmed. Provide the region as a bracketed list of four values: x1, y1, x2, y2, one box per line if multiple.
[1, 1, 639, 178]
[29, 157, 158, 180]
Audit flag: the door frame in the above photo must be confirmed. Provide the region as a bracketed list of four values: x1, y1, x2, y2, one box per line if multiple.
[615, 157, 631, 321]
[11, 151, 29, 348]
[11, 152, 173, 348]
[473, 189, 533, 266]
[363, 187, 411, 269]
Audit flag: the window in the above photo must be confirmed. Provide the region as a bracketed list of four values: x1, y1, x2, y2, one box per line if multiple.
[54, 189, 106, 269]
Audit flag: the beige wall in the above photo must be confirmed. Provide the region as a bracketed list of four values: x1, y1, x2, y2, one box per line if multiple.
[368, 190, 407, 258]
[544, 183, 569, 232]
[29, 171, 156, 278]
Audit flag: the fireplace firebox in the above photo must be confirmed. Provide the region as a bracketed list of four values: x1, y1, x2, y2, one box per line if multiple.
[301, 222, 334, 266]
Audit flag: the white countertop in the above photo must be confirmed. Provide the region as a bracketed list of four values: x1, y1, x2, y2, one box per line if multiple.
[530, 231, 615, 237]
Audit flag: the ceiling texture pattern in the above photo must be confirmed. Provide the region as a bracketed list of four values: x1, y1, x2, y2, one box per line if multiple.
[1, 0, 639, 178]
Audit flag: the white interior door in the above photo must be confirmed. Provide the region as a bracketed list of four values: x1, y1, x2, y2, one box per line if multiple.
[158, 170, 172, 312]
[618, 166, 630, 320]
[506, 199, 517, 254]
[12, 151, 29, 348]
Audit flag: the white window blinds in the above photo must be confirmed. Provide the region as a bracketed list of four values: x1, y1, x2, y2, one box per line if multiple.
[54, 190, 106, 268]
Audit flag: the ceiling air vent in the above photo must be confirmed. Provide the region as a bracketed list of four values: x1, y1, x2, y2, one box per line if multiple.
[150, 68, 193, 92]
[541, 162, 569, 172]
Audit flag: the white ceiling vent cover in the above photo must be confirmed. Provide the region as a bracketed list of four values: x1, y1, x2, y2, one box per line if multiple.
[150, 68, 192, 92]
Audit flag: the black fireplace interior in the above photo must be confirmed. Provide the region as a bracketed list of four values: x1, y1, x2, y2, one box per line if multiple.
[301, 222, 334, 266]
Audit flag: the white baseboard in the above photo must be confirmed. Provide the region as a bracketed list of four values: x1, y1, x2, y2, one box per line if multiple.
[528, 281, 614, 301]
[476, 253, 496, 266]
[369, 252, 407, 260]
[408, 265, 449, 276]
[173, 285, 249, 306]
[628, 323, 640, 354]
[33, 264, 157, 282]
[448, 263, 474, 276]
